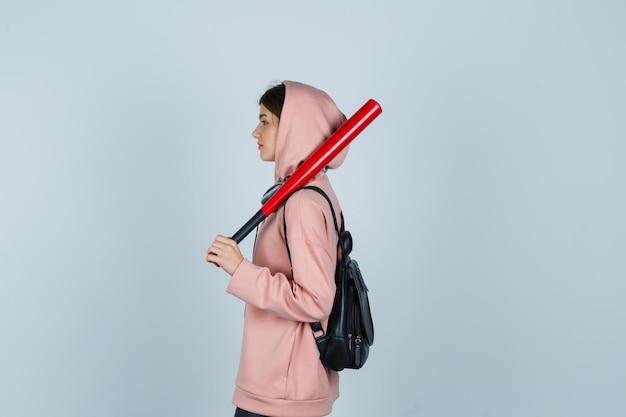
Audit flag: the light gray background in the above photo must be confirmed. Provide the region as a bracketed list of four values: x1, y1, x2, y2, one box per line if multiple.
[1, 1, 625, 416]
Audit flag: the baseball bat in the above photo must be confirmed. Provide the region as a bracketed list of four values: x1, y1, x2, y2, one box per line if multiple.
[231, 98, 382, 243]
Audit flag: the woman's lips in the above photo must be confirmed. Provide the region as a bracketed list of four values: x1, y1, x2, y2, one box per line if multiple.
[257, 143, 263, 149]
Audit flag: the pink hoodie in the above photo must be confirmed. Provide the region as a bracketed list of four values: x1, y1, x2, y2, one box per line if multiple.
[226, 81, 348, 417]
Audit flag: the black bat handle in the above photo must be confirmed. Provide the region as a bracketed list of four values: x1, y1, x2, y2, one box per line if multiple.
[230, 210, 267, 243]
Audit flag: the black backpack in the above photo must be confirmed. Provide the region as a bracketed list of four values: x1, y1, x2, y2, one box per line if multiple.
[283, 186, 374, 371]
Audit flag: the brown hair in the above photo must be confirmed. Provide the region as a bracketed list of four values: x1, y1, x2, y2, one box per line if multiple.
[259, 83, 286, 119]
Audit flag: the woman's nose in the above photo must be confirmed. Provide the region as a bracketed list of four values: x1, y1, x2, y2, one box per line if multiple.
[252, 128, 260, 139]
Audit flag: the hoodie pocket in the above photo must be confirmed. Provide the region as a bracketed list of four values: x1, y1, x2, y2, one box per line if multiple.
[283, 324, 331, 401]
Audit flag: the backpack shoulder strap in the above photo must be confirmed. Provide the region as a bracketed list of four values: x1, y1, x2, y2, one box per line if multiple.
[282, 186, 344, 340]
[282, 186, 343, 271]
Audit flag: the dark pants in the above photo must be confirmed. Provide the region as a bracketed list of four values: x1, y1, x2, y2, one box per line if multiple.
[234, 407, 268, 417]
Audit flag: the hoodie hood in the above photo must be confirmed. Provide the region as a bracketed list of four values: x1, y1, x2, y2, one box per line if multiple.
[274, 81, 348, 183]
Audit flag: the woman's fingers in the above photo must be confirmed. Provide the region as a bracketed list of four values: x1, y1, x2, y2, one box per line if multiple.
[207, 235, 243, 275]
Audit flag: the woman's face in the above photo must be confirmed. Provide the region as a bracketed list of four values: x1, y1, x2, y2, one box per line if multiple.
[252, 104, 279, 161]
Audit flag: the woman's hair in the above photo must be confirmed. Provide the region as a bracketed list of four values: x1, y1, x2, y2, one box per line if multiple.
[259, 83, 286, 119]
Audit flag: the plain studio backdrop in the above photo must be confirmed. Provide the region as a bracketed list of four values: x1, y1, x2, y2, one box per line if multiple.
[1, 1, 625, 416]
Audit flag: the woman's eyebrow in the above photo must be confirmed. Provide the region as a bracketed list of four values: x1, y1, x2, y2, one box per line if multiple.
[259, 113, 269, 120]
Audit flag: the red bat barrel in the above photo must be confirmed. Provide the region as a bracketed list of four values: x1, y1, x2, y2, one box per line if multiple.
[230, 99, 382, 243]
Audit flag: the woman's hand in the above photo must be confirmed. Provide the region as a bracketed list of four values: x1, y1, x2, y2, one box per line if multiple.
[206, 235, 244, 276]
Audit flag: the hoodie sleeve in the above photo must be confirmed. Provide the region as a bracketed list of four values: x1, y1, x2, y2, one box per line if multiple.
[226, 193, 337, 323]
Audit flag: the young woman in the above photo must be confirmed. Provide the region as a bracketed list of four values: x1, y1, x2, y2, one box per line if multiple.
[207, 81, 348, 417]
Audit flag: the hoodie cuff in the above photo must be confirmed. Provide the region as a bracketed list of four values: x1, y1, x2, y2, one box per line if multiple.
[226, 259, 258, 302]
